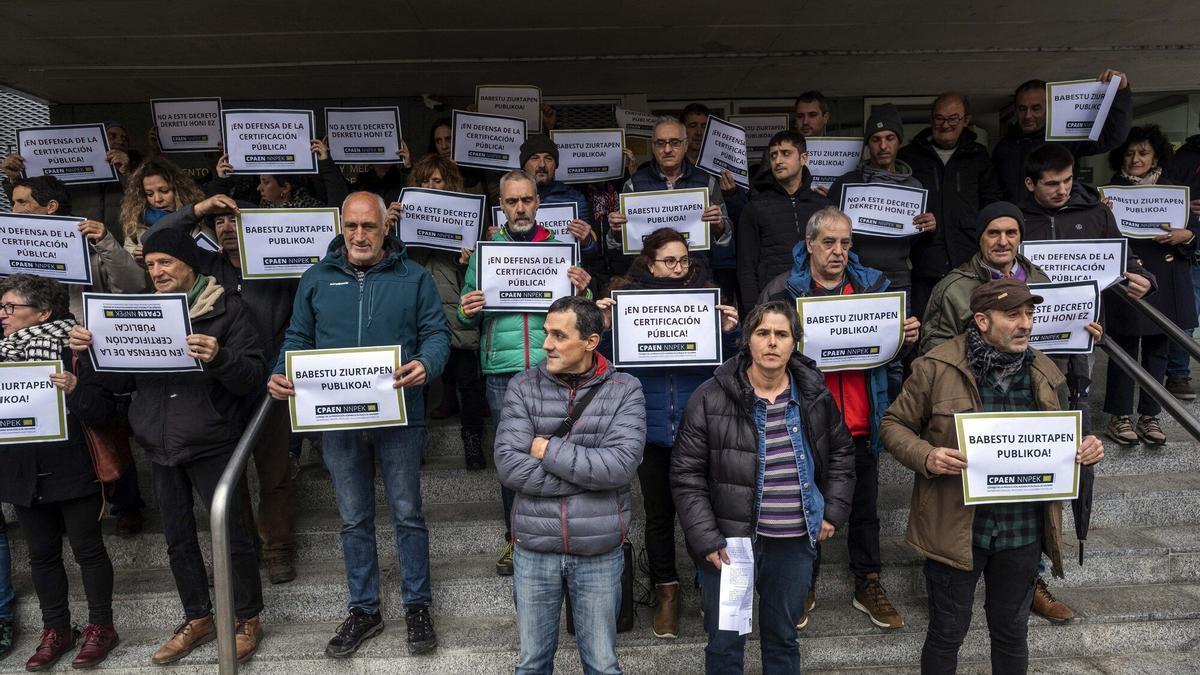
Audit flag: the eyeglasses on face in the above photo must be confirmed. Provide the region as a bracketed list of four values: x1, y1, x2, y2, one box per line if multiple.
[652, 138, 685, 149]
[0, 303, 36, 315]
[654, 256, 691, 269]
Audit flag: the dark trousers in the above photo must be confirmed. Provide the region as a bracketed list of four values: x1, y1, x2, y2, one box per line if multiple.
[921, 541, 1041, 675]
[153, 452, 264, 621]
[712, 268, 741, 312]
[813, 435, 880, 585]
[252, 400, 295, 560]
[637, 443, 678, 584]
[1104, 333, 1170, 417]
[14, 493, 113, 628]
[108, 460, 145, 515]
[698, 535, 816, 674]
[441, 347, 486, 435]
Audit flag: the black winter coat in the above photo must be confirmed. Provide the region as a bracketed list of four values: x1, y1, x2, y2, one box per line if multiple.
[1165, 135, 1200, 194]
[128, 291, 266, 466]
[670, 352, 856, 563]
[735, 178, 829, 308]
[899, 127, 1003, 275]
[0, 347, 132, 508]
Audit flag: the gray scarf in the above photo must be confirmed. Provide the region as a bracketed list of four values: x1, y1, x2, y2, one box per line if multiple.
[966, 324, 1031, 393]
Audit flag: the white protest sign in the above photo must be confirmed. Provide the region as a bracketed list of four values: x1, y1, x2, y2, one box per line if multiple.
[695, 116, 749, 189]
[492, 203, 578, 244]
[0, 213, 92, 285]
[610, 288, 722, 368]
[1020, 239, 1127, 290]
[615, 107, 658, 139]
[1045, 77, 1121, 142]
[193, 231, 220, 252]
[1099, 184, 1190, 239]
[476, 85, 542, 133]
[0, 361, 66, 445]
[957, 411, 1081, 505]
[83, 293, 201, 373]
[476, 241, 577, 312]
[839, 183, 928, 238]
[619, 188, 711, 254]
[795, 292, 906, 371]
[805, 137, 863, 190]
[221, 109, 316, 174]
[728, 114, 790, 156]
[286, 345, 407, 432]
[550, 128, 626, 183]
[324, 107, 403, 164]
[151, 98, 222, 153]
[236, 208, 340, 279]
[398, 188, 485, 252]
[16, 124, 116, 185]
[1028, 281, 1099, 354]
[452, 110, 526, 171]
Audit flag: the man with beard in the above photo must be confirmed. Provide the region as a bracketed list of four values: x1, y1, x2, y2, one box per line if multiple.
[519, 135, 597, 256]
[794, 91, 832, 138]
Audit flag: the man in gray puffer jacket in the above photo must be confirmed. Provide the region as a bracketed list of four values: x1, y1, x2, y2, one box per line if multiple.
[495, 296, 646, 675]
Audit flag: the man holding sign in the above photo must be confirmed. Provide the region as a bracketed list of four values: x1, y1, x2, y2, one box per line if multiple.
[520, 135, 597, 252]
[760, 206, 919, 631]
[882, 279, 1104, 673]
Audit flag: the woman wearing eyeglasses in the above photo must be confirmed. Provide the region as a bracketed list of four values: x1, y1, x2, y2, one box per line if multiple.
[595, 227, 739, 640]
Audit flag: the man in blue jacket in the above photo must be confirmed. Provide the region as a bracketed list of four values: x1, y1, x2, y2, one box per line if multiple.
[267, 191, 451, 659]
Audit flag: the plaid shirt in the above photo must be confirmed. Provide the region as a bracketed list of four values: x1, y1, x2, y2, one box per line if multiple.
[972, 359, 1045, 552]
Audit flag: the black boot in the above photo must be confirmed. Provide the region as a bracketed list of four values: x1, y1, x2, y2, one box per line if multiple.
[463, 427, 486, 470]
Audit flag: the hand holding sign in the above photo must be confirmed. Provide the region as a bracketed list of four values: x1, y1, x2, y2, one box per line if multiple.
[394, 360, 426, 388]
[47, 371, 78, 396]
[926, 447, 968, 476]
[1154, 223, 1196, 246]
[913, 212, 937, 232]
[2, 153, 25, 183]
[1078, 435, 1105, 465]
[1123, 272, 1152, 299]
[460, 289, 486, 317]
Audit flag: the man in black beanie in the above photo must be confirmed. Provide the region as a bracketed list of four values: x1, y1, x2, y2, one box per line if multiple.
[518, 135, 597, 253]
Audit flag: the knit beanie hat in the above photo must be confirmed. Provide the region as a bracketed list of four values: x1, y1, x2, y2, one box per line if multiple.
[864, 104, 904, 143]
[519, 135, 560, 168]
[975, 201, 1026, 243]
[142, 228, 202, 272]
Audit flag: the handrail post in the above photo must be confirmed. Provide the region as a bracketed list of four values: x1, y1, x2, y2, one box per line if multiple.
[1099, 338, 1200, 442]
[1111, 291, 1200, 363]
[211, 395, 274, 674]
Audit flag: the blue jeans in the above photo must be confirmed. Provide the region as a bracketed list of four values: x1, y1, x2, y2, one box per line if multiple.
[0, 512, 12, 620]
[486, 373, 517, 539]
[513, 545, 624, 674]
[1166, 264, 1200, 378]
[322, 426, 432, 610]
[698, 536, 816, 675]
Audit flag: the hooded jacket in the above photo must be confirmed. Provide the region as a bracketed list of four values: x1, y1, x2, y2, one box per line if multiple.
[828, 161, 927, 289]
[494, 354, 646, 556]
[274, 235, 451, 423]
[899, 127, 1004, 276]
[735, 173, 830, 308]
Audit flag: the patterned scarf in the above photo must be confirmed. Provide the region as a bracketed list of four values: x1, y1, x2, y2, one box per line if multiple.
[1119, 166, 1162, 186]
[966, 324, 1031, 393]
[0, 318, 76, 362]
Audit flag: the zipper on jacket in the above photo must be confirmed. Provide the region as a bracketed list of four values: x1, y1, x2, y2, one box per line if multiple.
[559, 380, 580, 552]
[523, 314, 531, 369]
[356, 275, 365, 346]
[791, 196, 801, 236]
[486, 320, 498, 366]
[1050, 215, 1057, 240]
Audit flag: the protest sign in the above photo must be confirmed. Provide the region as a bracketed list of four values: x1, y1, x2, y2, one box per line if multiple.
[550, 128, 626, 183]
[1099, 184, 1190, 239]
[1020, 239, 1126, 289]
[957, 410, 1081, 505]
[615, 107, 658, 139]
[236, 208, 340, 279]
[193, 231, 220, 252]
[0, 361, 66, 445]
[476, 85, 542, 133]
[151, 98, 222, 152]
[398, 188, 485, 252]
[492, 202, 578, 244]
[0, 213, 92, 285]
[610, 288, 722, 368]
[286, 345, 407, 432]
[83, 293, 201, 373]
[452, 110, 525, 171]
[1028, 281, 1099, 354]
[1045, 77, 1121, 142]
[476, 241, 577, 312]
[795, 292, 906, 371]
[839, 183, 928, 237]
[728, 114, 790, 156]
[16, 124, 116, 185]
[222, 109, 316, 174]
[695, 116, 749, 189]
[805, 137, 862, 191]
[619, 188, 711, 254]
[324, 107, 403, 164]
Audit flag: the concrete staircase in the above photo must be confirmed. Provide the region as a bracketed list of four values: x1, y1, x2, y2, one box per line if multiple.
[1, 355, 1199, 673]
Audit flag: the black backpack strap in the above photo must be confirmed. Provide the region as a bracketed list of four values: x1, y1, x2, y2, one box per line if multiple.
[550, 381, 605, 438]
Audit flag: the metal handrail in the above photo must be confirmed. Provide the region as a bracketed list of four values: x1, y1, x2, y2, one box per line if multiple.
[1099, 334, 1200, 442]
[210, 394, 274, 674]
[1111, 290, 1200, 363]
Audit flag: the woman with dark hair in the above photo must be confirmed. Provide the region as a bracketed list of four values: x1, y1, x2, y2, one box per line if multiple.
[1103, 125, 1200, 446]
[426, 118, 453, 160]
[0, 275, 128, 670]
[594, 227, 739, 639]
[119, 157, 211, 263]
[210, 139, 349, 209]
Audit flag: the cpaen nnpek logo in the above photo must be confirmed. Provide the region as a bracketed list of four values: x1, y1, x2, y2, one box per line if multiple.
[315, 403, 378, 416]
[0, 417, 36, 429]
[987, 473, 1054, 486]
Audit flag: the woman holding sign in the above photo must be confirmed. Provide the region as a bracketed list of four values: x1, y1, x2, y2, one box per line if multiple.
[0, 275, 127, 669]
[1102, 125, 1200, 446]
[596, 227, 739, 639]
[210, 139, 350, 210]
[119, 158, 211, 263]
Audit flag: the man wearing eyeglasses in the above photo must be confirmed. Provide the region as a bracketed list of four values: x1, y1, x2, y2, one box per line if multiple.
[899, 93, 1003, 319]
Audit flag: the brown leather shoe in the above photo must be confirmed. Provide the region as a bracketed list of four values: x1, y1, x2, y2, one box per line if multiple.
[796, 590, 816, 630]
[152, 616, 215, 665]
[235, 616, 263, 664]
[1031, 577, 1074, 624]
[652, 583, 680, 639]
[24, 627, 77, 672]
[71, 623, 120, 669]
[852, 573, 904, 629]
